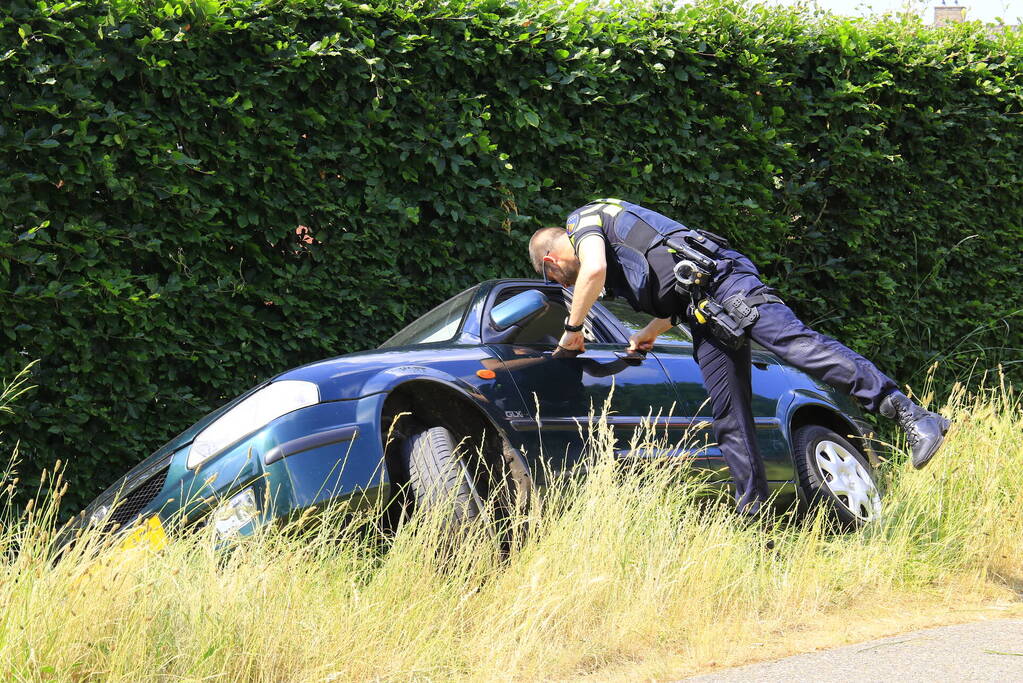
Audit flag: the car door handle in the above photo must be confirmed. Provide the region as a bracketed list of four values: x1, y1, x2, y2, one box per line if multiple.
[614, 350, 647, 365]
[549, 346, 583, 359]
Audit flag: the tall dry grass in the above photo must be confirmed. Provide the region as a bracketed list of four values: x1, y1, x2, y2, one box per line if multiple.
[0, 369, 1021, 681]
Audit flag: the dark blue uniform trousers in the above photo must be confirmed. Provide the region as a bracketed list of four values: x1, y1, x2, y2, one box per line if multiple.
[688, 251, 898, 514]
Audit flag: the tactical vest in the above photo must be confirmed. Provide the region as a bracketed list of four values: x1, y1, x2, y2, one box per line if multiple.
[566, 199, 727, 317]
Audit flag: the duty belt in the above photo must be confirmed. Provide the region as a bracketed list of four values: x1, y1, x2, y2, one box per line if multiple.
[691, 290, 784, 350]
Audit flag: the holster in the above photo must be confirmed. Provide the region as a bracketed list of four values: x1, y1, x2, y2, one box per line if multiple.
[691, 290, 783, 350]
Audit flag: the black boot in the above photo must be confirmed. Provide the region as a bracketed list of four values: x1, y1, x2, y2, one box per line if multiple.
[879, 391, 951, 469]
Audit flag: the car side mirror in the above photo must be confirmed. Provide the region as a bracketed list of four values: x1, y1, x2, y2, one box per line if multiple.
[489, 290, 549, 333]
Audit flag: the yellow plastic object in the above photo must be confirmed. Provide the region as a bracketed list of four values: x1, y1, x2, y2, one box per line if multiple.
[694, 301, 709, 324]
[118, 515, 168, 552]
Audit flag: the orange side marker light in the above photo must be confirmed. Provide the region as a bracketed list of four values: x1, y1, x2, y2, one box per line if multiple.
[476, 369, 497, 380]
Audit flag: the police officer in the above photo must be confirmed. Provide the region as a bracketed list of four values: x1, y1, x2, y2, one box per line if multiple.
[528, 199, 950, 514]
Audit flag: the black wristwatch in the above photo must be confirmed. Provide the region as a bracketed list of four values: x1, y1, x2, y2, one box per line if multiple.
[564, 318, 584, 333]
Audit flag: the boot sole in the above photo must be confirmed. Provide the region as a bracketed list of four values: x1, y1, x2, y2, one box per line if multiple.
[912, 417, 952, 470]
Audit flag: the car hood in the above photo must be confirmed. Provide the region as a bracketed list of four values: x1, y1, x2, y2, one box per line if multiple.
[274, 343, 488, 401]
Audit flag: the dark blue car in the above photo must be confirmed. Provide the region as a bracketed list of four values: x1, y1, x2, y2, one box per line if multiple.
[79, 279, 882, 544]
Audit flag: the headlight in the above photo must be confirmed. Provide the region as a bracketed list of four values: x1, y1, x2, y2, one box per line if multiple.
[187, 380, 319, 469]
[211, 487, 259, 539]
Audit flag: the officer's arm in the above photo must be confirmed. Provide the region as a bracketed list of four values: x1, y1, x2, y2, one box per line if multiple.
[566, 235, 607, 328]
[627, 317, 675, 353]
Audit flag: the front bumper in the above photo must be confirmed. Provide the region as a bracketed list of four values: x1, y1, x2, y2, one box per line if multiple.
[76, 395, 389, 542]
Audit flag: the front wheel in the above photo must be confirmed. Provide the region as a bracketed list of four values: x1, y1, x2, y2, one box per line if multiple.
[793, 425, 882, 526]
[402, 424, 483, 527]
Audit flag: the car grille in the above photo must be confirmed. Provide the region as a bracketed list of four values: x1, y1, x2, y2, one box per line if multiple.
[109, 466, 170, 529]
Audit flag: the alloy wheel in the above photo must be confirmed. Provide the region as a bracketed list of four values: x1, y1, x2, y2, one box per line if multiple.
[814, 439, 881, 522]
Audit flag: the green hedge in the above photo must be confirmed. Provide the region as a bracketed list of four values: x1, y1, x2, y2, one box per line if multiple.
[2, 0, 1021, 512]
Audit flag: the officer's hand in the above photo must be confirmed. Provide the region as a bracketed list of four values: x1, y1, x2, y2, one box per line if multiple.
[627, 331, 656, 354]
[558, 330, 585, 353]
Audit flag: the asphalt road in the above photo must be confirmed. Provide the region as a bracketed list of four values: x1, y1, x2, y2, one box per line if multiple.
[684, 619, 1023, 682]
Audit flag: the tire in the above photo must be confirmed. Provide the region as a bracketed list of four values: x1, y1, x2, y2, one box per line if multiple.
[792, 425, 882, 526]
[402, 424, 483, 526]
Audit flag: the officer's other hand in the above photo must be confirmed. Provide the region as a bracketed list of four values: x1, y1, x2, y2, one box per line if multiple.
[627, 331, 656, 354]
[558, 330, 585, 353]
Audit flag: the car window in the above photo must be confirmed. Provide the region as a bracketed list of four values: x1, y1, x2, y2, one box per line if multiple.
[599, 298, 693, 344]
[379, 287, 477, 348]
[492, 286, 616, 346]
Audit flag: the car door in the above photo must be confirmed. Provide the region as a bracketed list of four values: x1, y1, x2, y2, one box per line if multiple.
[599, 299, 795, 484]
[482, 283, 700, 480]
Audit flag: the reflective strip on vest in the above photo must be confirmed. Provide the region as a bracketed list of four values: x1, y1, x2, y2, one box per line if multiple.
[583, 201, 624, 219]
[569, 213, 603, 248]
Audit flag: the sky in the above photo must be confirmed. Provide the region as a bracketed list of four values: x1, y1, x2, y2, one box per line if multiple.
[758, 0, 1023, 23]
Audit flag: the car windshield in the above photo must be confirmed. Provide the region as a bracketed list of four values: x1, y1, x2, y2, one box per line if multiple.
[379, 287, 478, 348]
